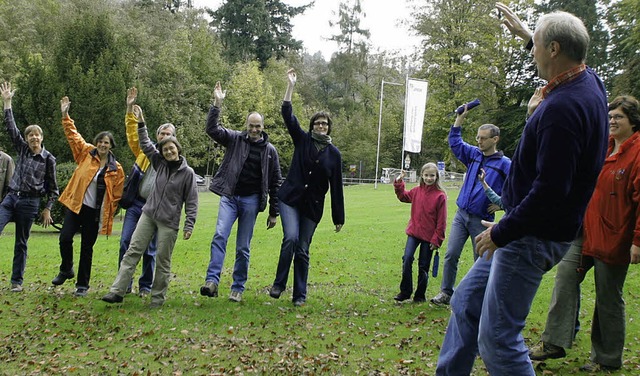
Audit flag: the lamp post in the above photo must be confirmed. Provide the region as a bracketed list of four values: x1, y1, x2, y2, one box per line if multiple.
[374, 79, 403, 189]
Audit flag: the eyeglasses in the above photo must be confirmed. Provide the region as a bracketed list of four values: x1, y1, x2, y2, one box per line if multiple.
[313, 121, 329, 126]
[608, 114, 626, 121]
[475, 135, 496, 141]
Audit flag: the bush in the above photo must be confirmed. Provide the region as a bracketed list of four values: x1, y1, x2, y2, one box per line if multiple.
[37, 162, 77, 230]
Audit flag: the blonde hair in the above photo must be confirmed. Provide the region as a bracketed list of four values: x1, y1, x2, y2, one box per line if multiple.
[420, 162, 445, 192]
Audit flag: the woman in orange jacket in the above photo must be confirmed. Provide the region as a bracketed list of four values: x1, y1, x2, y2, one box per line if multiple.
[52, 96, 125, 297]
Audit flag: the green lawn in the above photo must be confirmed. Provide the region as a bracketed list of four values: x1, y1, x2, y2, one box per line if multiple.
[0, 184, 638, 375]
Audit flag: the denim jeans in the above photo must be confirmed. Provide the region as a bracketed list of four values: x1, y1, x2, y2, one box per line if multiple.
[119, 197, 156, 292]
[58, 205, 100, 289]
[273, 202, 318, 302]
[436, 236, 569, 376]
[0, 193, 40, 286]
[440, 209, 486, 296]
[205, 194, 259, 292]
[111, 213, 178, 306]
[399, 235, 433, 300]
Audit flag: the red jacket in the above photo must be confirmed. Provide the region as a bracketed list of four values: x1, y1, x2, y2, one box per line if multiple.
[394, 180, 447, 247]
[582, 132, 640, 265]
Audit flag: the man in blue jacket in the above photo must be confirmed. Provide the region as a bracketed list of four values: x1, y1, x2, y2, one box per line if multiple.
[430, 110, 511, 306]
[436, 4, 609, 375]
[200, 81, 282, 303]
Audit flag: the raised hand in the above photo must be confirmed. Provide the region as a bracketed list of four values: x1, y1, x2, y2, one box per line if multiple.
[132, 104, 145, 123]
[60, 96, 71, 117]
[287, 68, 297, 86]
[1, 82, 14, 109]
[496, 2, 533, 43]
[213, 81, 226, 107]
[126, 87, 137, 112]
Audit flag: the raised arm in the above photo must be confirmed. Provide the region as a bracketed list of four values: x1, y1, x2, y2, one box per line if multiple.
[496, 2, 533, 46]
[213, 81, 225, 108]
[284, 68, 296, 102]
[1, 82, 14, 110]
[133, 105, 159, 163]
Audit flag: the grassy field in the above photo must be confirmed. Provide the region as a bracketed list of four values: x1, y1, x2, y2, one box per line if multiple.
[0, 183, 638, 375]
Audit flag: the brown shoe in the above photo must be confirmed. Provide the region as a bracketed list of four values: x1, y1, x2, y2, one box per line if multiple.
[528, 342, 566, 361]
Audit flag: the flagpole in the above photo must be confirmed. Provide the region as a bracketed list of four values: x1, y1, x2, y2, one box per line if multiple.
[375, 79, 403, 189]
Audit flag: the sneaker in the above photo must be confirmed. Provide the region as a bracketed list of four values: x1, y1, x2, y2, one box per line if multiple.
[200, 281, 218, 297]
[269, 285, 283, 299]
[138, 289, 151, 298]
[393, 293, 411, 302]
[229, 291, 242, 302]
[11, 284, 23, 292]
[74, 288, 88, 297]
[52, 272, 74, 286]
[101, 292, 124, 303]
[293, 299, 305, 307]
[528, 342, 566, 361]
[579, 362, 620, 372]
[430, 291, 451, 305]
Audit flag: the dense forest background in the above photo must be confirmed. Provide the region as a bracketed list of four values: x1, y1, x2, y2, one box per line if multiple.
[1, 0, 638, 178]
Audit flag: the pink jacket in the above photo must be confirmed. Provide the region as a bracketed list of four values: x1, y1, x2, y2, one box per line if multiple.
[394, 180, 447, 246]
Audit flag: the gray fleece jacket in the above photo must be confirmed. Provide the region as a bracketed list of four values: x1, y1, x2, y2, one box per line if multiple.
[138, 124, 198, 232]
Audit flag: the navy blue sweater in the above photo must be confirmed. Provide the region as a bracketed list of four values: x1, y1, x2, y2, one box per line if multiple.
[279, 102, 345, 225]
[491, 68, 609, 246]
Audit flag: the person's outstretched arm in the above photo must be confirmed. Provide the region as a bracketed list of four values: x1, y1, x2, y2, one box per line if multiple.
[496, 2, 533, 47]
[284, 68, 296, 102]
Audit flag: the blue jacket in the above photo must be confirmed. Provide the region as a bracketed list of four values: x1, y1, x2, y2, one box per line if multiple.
[279, 102, 345, 225]
[206, 106, 282, 217]
[492, 67, 609, 246]
[449, 126, 511, 221]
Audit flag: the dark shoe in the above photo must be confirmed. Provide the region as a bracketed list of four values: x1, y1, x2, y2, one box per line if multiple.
[74, 288, 88, 297]
[11, 284, 23, 292]
[579, 362, 620, 372]
[52, 272, 74, 286]
[528, 342, 566, 361]
[149, 301, 164, 309]
[229, 291, 242, 302]
[430, 291, 451, 305]
[138, 289, 151, 298]
[413, 297, 427, 303]
[394, 293, 411, 302]
[269, 285, 283, 299]
[293, 299, 305, 307]
[200, 281, 218, 297]
[102, 292, 124, 303]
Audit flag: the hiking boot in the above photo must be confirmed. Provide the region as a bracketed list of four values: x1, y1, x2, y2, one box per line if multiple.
[11, 284, 23, 292]
[430, 291, 451, 305]
[579, 362, 620, 372]
[528, 342, 566, 361]
[102, 292, 124, 303]
[200, 281, 218, 297]
[269, 285, 283, 299]
[229, 291, 242, 302]
[74, 287, 88, 297]
[52, 272, 74, 286]
[293, 299, 306, 307]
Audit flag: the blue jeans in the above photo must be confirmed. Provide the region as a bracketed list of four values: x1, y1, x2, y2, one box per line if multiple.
[273, 202, 318, 302]
[440, 209, 486, 296]
[399, 235, 433, 300]
[436, 236, 569, 376]
[205, 194, 259, 292]
[119, 197, 156, 292]
[0, 193, 40, 285]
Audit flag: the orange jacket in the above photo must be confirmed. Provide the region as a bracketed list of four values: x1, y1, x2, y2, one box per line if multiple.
[59, 116, 125, 235]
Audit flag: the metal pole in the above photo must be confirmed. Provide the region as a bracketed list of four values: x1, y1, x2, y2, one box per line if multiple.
[374, 79, 403, 189]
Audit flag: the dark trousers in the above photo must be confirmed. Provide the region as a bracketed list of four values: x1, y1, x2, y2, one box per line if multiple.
[0, 193, 40, 285]
[399, 235, 433, 300]
[58, 205, 99, 289]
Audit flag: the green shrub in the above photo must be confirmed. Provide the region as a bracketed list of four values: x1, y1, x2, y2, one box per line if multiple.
[37, 161, 77, 230]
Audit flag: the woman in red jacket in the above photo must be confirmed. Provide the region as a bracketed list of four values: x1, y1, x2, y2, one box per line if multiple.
[530, 95, 640, 372]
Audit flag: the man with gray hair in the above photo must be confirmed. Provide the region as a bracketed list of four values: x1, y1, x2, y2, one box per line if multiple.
[200, 81, 282, 303]
[429, 109, 511, 306]
[118, 87, 176, 297]
[435, 4, 609, 375]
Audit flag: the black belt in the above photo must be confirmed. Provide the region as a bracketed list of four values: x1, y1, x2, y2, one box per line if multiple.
[10, 190, 41, 198]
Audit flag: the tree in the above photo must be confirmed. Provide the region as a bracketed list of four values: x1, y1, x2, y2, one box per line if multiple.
[607, 0, 640, 98]
[209, 0, 309, 68]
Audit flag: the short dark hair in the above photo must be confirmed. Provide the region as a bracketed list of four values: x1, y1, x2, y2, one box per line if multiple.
[94, 131, 116, 149]
[158, 136, 182, 155]
[609, 95, 640, 132]
[478, 124, 500, 138]
[309, 111, 332, 135]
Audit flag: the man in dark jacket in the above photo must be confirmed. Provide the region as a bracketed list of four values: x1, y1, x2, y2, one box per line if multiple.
[430, 111, 511, 306]
[200, 81, 282, 303]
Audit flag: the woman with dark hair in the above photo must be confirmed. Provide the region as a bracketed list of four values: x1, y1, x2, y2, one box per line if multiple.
[52, 96, 125, 297]
[269, 68, 345, 306]
[530, 95, 640, 372]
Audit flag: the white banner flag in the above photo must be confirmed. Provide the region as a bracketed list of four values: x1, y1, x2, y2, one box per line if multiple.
[403, 78, 429, 153]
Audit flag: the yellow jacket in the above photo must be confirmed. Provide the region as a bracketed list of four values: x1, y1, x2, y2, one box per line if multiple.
[59, 116, 125, 235]
[126, 112, 151, 171]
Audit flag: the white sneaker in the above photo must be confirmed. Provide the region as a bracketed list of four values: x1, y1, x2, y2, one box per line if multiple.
[229, 290, 242, 302]
[430, 291, 451, 305]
